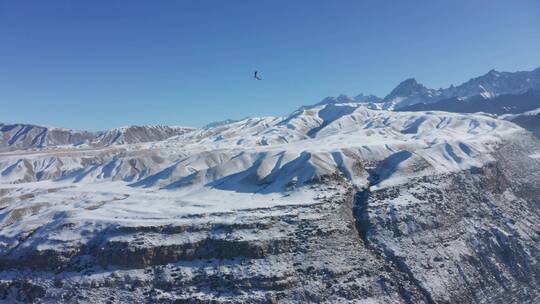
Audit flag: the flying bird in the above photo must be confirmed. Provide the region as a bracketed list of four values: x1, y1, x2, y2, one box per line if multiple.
[254, 71, 262, 80]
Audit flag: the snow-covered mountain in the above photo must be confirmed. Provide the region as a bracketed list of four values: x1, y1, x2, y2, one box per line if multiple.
[0, 123, 96, 151]
[0, 123, 194, 151]
[1, 69, 540, 302]
[382, 78, 442, 109]
[398, 89, 540, 115]
[92, 125, 194, 146]
[386, 67, 540, 109]
[443, 68, 540, 100]
[3, 105, 516, 186]
[325, 67, 540, 110]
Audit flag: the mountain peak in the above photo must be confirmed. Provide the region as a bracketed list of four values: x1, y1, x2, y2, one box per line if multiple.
[402, 77, 419, 85]
[484, 69, 501, 78]
[309, 67, 540, 112]
[386, 78, 427, 99]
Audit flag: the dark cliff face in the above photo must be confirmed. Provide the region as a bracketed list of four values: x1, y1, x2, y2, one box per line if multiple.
[1, 135, 540, 303]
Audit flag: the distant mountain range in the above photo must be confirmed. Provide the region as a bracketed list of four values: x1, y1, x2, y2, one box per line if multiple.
[0, 124, 194, 151]
[320, 67, 540, 111]
[2, 67, 540, 151]
[398, 90, 540, 115]
[315, 67, 540, 137]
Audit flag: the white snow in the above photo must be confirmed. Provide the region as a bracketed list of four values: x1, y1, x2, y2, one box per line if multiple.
[0, 104, 525, 253]
[500, 107, 540, 120]
[529, 152, 540, 159]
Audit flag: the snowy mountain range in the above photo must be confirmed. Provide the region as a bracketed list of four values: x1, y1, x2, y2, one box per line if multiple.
[1, 68, 540, 303]
[2, 67, 538, 153]
[0, 103, 518, 186]
[0, 123, 194, 151]
[321, 67, 540, 110]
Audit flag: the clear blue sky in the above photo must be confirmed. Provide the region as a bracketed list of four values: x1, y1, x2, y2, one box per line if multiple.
[1, 0, 539, 130]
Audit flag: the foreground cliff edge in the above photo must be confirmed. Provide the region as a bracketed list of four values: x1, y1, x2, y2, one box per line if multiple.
[1, 104, 540, 303]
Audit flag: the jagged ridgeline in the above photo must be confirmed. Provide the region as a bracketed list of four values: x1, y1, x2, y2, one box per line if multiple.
[1, 68, 540, 303]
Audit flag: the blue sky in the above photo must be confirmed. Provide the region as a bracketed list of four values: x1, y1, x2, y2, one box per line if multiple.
[1, 0, 539, 130]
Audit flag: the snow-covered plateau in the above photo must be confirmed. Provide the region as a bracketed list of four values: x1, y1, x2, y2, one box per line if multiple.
[1, 91, 540, 302]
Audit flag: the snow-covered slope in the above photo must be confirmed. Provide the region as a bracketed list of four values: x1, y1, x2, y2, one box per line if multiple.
[1, 95, 540, 302]
[0, 102, 525, 240]
[0, 104, 519, 188]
